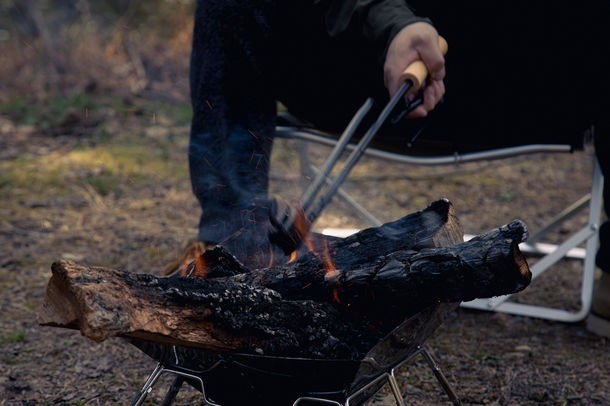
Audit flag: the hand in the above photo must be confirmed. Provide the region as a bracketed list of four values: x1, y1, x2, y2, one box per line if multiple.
[384, 22, 446, 119]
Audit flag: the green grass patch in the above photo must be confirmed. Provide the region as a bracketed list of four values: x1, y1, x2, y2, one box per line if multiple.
[1, 331, 27, 344]
[1, 93, 192, 130]
[1, 93, 101, 127]
[0, 141, 187, 197]
[148, 101, 192, 126]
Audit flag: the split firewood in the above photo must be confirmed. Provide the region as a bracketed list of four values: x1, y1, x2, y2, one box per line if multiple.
[39, 199, 531, 359]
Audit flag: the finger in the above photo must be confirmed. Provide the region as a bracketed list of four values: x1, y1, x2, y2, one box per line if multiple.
[423, 80, 445, 110]
[405, 80, 445, 119]
[406, 105, 428, 119]
[417, 37, 446, 81]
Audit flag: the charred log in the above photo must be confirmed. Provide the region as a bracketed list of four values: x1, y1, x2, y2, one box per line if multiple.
[39, 200, 531, 359]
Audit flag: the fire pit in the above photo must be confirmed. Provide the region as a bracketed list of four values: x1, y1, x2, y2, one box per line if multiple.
[129, 303, 460, 406]
[39, 200, 531, 405]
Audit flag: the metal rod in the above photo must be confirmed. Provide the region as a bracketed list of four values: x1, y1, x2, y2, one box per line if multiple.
[305, 81, 413, 223]
[299, 97, 374, 215]
[309, 164, 383, 227]
[161, 376, 184, 406]
[526, 194, 591, 244]
[420, 347, 461, 405]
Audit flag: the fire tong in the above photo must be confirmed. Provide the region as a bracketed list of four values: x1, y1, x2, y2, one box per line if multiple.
[270, 37, 448, 253]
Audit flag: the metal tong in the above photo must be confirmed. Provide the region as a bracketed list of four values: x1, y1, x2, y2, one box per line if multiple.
[270, 37, 448, 253]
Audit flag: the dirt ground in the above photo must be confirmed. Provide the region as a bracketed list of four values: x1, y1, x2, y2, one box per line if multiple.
[1, 5, 609, 404]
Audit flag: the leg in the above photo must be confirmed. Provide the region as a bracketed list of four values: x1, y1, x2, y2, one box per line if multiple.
[188, 0, 279, 268]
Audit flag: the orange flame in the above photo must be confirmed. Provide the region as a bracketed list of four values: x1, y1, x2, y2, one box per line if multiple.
[319, 239, 341, 304]
[299, 233, 341, 304]
[266, 244, 276, 268]
[291, 206, 312, 246]
[285, 204, 313, 264]
[180, 242, 208, 278]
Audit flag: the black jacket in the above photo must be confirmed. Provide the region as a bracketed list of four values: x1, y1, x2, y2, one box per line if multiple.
[320, 0, 431, 62]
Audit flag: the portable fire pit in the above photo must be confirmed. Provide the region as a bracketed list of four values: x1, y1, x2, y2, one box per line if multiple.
[129, 303, 460, 406]
[40, 199, 532, 406]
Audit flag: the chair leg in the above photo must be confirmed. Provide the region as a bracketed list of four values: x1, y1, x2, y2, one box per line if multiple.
[461, 157, 604, 322]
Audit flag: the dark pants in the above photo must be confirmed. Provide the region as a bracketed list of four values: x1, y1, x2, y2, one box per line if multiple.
[189, 0, 610, 268]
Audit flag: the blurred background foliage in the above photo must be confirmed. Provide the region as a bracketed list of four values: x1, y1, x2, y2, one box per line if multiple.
[0, 0, 195, 106]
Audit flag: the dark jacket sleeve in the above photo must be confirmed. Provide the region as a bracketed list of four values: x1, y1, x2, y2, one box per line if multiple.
[320, 0, 432, 62]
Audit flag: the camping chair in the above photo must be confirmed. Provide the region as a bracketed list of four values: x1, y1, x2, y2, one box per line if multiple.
[275, 94, 604, 324]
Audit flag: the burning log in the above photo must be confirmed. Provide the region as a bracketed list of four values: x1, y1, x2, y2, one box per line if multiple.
[39, 200, 531, 359]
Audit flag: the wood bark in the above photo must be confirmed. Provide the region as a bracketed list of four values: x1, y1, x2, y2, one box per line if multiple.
[39, 199, 531, 359]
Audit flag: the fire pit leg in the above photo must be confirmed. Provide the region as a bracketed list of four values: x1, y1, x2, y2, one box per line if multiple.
[386, 372, 405, 406]
[417, 347, 461, 406]
[131, 362, 220, 406]
[161, 376, 185, 406]
[131, 362, 165, 406]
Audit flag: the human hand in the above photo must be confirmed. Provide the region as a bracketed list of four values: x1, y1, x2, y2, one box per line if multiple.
[384, 22, 446, 119]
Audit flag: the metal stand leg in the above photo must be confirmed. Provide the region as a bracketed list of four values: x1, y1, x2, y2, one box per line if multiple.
[419, 347, 461, 406]
[131, 363, 165, 406]
[161, 376, 184, 406]
[131, 362, 221, 406]
[386, 372, 406, 406]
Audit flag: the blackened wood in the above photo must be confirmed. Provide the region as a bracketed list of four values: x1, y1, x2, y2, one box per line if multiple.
[227, 218, 529, 325]
[39, 260, 381, 358]
[39, 200, 531, 358]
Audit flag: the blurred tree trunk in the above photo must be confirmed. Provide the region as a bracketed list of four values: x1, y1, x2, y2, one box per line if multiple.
[23, 0, 63, 90]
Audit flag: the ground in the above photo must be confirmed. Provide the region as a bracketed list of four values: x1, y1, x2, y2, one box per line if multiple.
[1, 4, 609, 404]
[1, 104, 608, 405]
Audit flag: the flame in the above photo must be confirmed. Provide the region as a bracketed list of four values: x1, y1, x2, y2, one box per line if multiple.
[266, 244, 275, 268]
[280, 204, 308, 264]
[285, 204, 312, 264]
[320, 238, 336, 275]
[291, 206, 312, 246]
[319, 240, 341, 304]
[299, 233, 341, 304]
[180, 242, 208, 278]
[332, 286, 341, 304]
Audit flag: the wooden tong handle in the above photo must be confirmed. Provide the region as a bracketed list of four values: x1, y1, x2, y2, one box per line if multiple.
[400, 36, 448, 94]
